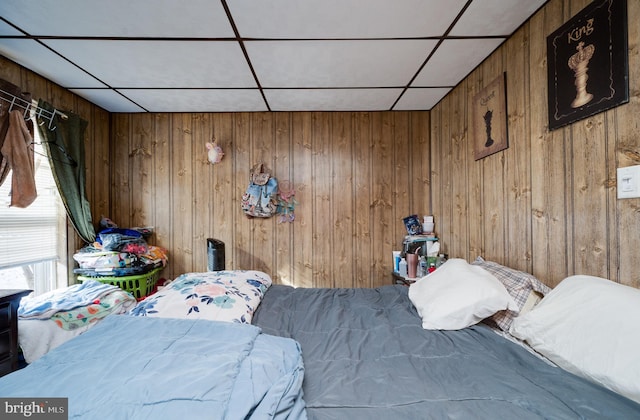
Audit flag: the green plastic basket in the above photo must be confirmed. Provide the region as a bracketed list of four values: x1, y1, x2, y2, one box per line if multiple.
[77, 267, 162, 300]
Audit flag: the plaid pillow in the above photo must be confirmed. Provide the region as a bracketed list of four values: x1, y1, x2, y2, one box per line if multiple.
[471, 257, 551, 331]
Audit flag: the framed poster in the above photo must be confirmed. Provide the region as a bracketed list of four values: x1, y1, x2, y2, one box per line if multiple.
[473, 73, 508, 161]
[547, 0, 629, 131]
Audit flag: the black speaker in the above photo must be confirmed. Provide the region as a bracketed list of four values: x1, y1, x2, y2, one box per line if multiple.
[207, 238, 225, 271]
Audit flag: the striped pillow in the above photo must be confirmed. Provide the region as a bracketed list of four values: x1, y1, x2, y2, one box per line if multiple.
[471, 257, 551, 331]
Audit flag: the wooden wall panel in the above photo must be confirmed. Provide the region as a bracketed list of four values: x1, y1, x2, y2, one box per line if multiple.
[274, 112, 293, 284]
[331, 113, 354, 288]
[616, 0, 640, 288]
[192, 113, 211, 273]
[410, 111, 430, 215]
[109, 110, 429, 288]
[353, 112, 373, 288]
[233, 113, 252, 271]
[291, 113, 314, 287]
[449, 80, 468, 262]
[430, 0, 640, 288]
[210, 113, 235, 271]
[504, 28, 533, 273]
[170, 114, 194, 276]
[529, 0, 568, 284]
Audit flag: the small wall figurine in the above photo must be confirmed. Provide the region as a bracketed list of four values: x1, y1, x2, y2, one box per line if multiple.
[206, 140, 224, 164]
[276, 180, 297, 223]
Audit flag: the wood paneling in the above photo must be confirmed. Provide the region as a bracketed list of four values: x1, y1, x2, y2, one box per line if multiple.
[110, 111, 429, 287]
[430, 0, 640, 288]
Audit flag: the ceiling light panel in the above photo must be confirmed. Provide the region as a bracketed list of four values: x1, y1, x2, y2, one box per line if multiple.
[265, 88, 403, 111]
[228, 0, 466, 38]
[117, 89, 268, 113]
[0, 39, 106, 88]
[394, 87, 452, 111]
[450, 0, 548, 36]
[411, 38, 505, 87]
[69, 89, 146, 113]
[0, 0, 234, 37]
[42, 40, 256, 88]
[246, 40, 437, 88]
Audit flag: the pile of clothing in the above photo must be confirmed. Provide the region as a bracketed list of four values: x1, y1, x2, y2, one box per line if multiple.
[73, 218, 168, 277]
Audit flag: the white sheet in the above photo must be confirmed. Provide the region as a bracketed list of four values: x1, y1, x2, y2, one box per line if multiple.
[18, 318, 90, 363]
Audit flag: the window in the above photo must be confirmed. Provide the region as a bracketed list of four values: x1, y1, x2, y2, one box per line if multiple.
[0, 118, 67, 295]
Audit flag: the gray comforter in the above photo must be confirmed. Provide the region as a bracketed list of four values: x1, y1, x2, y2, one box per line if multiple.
[253, 284, 640, 419]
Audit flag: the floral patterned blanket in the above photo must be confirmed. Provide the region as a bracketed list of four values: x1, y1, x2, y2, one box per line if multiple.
[129, 270, 272, 323]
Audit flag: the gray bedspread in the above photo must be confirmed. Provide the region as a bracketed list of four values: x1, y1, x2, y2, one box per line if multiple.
[253, 284, 640, 419]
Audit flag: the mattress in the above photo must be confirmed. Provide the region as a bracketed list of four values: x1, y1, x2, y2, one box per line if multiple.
[252, 284, 640, 419]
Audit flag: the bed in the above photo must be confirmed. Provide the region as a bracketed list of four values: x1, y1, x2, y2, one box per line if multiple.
[3, 271, 306, 419]
[252, 258, 640, 419]
[3, 262, 640, 419]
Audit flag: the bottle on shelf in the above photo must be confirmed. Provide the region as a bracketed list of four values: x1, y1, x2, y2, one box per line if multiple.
[398, 258, 408, 277]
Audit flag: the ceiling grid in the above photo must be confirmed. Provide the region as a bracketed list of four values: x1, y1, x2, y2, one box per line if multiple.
[0, 0, 548, 113]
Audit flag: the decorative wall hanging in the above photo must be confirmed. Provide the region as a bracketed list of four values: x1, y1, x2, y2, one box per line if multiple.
[241, 163, 278, 218]
[276, 180, 297, 223]
[547, 0, 629, 131]
[473, 73, 508, 161]
[205, 139, 224, 164]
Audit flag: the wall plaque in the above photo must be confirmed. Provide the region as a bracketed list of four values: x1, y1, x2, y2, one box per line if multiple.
[473, 73, 508, 161]
[547, 0, 629, 130]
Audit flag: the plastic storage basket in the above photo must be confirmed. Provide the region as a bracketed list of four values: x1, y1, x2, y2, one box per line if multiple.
[77, 267, 162, 300]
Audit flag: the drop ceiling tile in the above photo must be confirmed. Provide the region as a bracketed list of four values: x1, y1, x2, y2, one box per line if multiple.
[118, 89, 268, 113]
[69, 89, 146, 113]
[412, 38, 505, 87]
[393, 87, 451, 110]
[43, 40, 256, 88]
[265, 88, 403, 111]
[0, 0, 234, 37]
[247, 40, 437, 88]
[0, 39, 106, 88]
[450, 0, 548, 36]
[229, 0, 467, 38]
[0, 20, 23, 36]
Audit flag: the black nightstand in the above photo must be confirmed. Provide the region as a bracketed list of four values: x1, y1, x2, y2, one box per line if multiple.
[0, 289, 32, 376]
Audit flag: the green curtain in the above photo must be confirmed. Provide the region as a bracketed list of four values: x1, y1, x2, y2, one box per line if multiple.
[36, 100, 96, 244]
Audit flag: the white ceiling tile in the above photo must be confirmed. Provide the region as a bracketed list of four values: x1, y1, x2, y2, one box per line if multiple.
[118, 89, 268, 113]
[450, 0, 548, 36]
[265, 89, 403, 111]
[0, 0, 234, 37]
[412, 38, 505, 87]
[394, 87, 451, 110]
[229, 0, 467, 38]
[43, 40, 256, 88]
[247, 40, 436, 88]
[0, 39, 106, 88]
[0, 20, 23, 36]
[69, 89, 146, 113]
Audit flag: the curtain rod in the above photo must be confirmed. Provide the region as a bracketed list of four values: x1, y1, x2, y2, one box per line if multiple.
[0, 88, 68, 130]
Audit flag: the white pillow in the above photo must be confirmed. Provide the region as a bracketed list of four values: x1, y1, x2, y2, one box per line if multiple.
[408, 258, 518, 330]
[510, 275, 640, 404]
